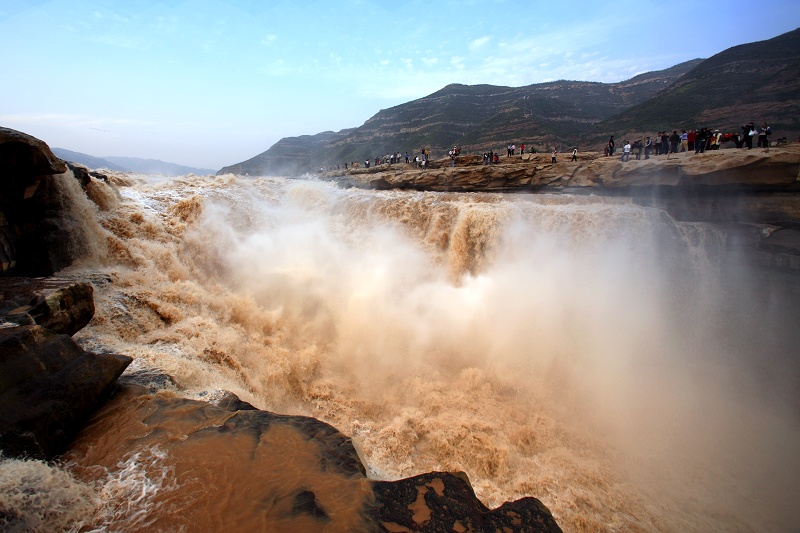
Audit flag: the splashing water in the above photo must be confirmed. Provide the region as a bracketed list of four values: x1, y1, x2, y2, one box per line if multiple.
[12, 172, 799, 531]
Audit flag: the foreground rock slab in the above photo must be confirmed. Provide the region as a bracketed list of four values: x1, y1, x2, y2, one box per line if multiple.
[66, 386, 562, 532]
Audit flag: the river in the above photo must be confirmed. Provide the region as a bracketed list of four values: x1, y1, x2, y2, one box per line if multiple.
[2, 171, 798, 532]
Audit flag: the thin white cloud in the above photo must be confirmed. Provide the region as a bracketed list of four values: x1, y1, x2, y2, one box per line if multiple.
[261, 34, 277, 46]
[421, 57, 438, 66]
[469, 36, 490, 50]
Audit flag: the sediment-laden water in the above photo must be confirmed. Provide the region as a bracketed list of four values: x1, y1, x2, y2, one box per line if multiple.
[2, 171, 798, 532]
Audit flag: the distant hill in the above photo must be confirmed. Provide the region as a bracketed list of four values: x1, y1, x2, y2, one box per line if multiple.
[220, 28, 800, 177]
[592, 28, 800, 143]
[101, 156, 215, 176]
[218, 59, 702, 176]
[52, 148, 124, 172]
[53, 148, 215, 176]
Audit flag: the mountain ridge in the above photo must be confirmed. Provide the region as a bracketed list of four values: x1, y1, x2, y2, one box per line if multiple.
[218, 59, 704, 176]
[52, 148, 215, 176]
[219, 29, 800, 177]
[593, 27, 800, 142]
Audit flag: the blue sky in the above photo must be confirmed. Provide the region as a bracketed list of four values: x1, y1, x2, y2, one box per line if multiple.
[1, 0, 798, 170]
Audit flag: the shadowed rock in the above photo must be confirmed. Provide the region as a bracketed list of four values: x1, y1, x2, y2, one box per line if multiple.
[0, 127, 66, 183]
[0, 127, 90, 276]
[372, 471, 562, 533]
[0, 325, 131, 459]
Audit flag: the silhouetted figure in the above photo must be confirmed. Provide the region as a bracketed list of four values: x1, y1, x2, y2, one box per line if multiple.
[759, 122, 772, 152]
[741, 122, 755, 149]
[634, 140, 643, 160]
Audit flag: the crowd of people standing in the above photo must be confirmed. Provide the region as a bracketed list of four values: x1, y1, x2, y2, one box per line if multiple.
[607, 122, 775, 162]
[331, 121, 780, 173]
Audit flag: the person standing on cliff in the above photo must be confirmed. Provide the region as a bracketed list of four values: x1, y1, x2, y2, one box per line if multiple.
[571, 147, 578, 161]
[762, 123, 772, 152]
[644, 136, 652, 159]
[621, 141, 631, 162]
[695, 128, 709, 153]
[551, 148, 558, 164]
[608, 136, 615, 156]
[668, 130, 680, 158]
[520, 143, 525, 154]
[758, 123, 771, 151]
[742, 122, 755, 149]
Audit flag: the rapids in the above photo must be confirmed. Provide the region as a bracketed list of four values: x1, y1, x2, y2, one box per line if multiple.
[2, 171, 799, 532]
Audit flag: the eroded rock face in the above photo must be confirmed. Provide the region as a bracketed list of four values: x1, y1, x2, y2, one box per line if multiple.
[0, 127, 85, 276]
[0, 277, 95, 336]
[65, 386, 562, 532]
[0, 325, 131, 459]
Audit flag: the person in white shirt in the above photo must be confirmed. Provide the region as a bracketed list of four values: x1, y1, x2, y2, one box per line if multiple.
[621, 141, 631, 162]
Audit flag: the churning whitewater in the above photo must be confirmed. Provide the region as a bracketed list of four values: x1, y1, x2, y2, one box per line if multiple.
[2, 171, 798, 532]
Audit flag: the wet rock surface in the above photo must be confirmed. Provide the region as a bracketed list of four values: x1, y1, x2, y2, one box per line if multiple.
[0, 277, 95, 335]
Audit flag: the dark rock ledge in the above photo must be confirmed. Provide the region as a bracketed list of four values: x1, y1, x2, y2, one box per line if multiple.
[65, 383, 562, 532]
